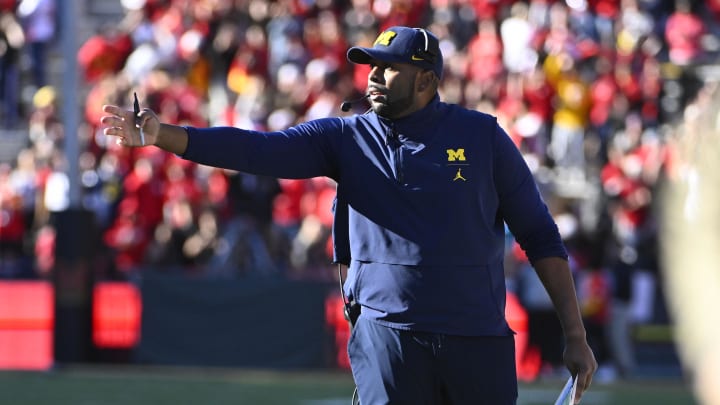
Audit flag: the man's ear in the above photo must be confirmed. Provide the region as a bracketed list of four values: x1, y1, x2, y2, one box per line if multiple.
[417, 71, 435, 93]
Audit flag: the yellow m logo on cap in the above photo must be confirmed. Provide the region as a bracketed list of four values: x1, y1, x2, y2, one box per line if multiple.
[447, 149, 466, 162]
[374, 31, 397, 46]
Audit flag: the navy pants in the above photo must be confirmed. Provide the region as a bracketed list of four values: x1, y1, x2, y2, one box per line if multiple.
[348, 316, 518, 405]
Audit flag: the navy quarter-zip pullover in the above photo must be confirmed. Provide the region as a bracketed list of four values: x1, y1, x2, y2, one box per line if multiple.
[181, 96, 567, 336]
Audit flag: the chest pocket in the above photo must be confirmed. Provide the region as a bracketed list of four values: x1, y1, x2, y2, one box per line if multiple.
[400, 145, 477, 193]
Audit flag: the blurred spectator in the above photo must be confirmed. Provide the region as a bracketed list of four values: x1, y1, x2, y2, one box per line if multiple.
[28, 85, 63, 161]
[466, 18, 503, 91]
[204, 171, 284, 276]
[588, 53, 621, 156]
[273, 178, 307, 244]
[17, 0, 55, 88]
[42, 153, 69, 213]
[145, 196, 197, 269]
[521, 66, 554, 158]
[0, 162, 29, 277]
[33, 222, 54, 277]
[122, 151, 165, 231]
[288, 177, 336, 278]
[577, 265, 614, 378]
[222, 24, 269, 126]
[665, 0, 707, 66]
[182, 207, 220, 269]
[162, 158, 202, 212]
[0, 5, 24, 128]
[266, 2, 306, 82]
[545, 52, 591, 194]
[78, 151, 115, 229]
[500, 2, 539, 75]
[105, 196, 151, 274]
[8, 149, 37, 228]
[471, 0, 513, 21]
[77, 23, 133, 83]
[617, 0, 654, 54]
[589, 0, 620, 47]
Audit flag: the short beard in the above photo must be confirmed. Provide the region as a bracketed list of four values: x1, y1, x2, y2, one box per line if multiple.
[372, 79, 416, 119]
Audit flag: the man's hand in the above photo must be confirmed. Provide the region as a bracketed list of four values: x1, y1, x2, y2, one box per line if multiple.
[101, 104, 160, 147]
[564, 336, 598, 404]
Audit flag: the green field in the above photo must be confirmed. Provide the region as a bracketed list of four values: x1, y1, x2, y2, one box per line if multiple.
[0, 366, 697, 405]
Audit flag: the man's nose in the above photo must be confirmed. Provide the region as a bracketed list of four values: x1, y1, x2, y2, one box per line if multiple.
[368, 66, 384, 84]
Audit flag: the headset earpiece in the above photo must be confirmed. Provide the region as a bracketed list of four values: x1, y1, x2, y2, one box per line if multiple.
[413, 28, 437, 64]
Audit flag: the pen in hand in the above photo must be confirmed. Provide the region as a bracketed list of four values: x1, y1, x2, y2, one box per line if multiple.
[133, 92, 145, 146]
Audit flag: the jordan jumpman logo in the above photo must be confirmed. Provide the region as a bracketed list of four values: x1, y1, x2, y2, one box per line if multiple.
[453, 168, 466, 181]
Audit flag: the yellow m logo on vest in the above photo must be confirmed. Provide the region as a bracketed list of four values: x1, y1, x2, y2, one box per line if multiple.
[374, 31, 397, 47]
[446, 149, 466, 162]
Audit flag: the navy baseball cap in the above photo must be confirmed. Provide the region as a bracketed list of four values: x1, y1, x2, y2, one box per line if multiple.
[347, 26, 443, 79]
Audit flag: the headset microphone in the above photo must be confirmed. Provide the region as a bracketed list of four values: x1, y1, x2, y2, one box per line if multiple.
[340, 94, 370, 112]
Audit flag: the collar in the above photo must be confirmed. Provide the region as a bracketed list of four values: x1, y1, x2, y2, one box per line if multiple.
[377, 95, 443, 141]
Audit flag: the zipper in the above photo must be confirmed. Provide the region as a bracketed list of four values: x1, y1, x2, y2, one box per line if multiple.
[386, 124, 404, 184]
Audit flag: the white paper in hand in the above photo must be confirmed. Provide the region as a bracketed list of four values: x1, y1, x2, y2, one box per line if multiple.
[554, 375, 578, 405]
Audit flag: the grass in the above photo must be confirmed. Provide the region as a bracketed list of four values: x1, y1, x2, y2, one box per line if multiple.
[0, 366, 697, 405]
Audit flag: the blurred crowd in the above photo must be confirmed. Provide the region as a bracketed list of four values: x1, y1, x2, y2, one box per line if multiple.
[2, 0, 720, 379]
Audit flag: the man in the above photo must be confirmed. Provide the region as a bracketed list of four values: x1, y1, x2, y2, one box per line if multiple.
[102, 26, 596, 404]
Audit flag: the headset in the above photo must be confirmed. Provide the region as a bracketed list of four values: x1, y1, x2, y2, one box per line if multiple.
[340, 94, 370, 112]
[413, 28, 438, 64]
